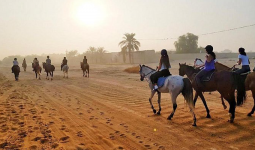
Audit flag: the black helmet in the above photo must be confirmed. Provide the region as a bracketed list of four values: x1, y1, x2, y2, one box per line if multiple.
[205, 45, 213, 52]
[161, 49, 167, 56]
[14, 58, 17, 60]
[47, 56, 49, 58]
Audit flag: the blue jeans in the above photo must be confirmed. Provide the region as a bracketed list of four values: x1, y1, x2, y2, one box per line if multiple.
[235, 65, 250, 74]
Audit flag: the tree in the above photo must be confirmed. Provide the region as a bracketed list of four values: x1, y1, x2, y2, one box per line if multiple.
[119, 33, 140, 63]
[174, 33, 200, 53]
[97, 47, 107, 63]
[67, 50, 78, 58]
[87, 47, 97, 63]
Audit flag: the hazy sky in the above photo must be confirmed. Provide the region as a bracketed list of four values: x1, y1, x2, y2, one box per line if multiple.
[0, 0, 255, 59]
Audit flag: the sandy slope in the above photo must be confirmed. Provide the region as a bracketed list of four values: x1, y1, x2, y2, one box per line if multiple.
[0, 62, 254, 150]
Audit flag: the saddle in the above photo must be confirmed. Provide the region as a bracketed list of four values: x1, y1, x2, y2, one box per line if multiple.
[157, 75, 172, 87]
[201, 70, 215, 82]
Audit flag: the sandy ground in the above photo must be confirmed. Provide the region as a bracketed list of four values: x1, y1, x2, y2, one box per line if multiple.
[0, 60, 255, 150]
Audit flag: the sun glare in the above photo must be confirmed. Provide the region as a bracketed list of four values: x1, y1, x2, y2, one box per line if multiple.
[76, 2, 104, 26]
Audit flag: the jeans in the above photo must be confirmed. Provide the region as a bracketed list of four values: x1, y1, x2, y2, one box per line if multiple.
[235, 65, 250, 74]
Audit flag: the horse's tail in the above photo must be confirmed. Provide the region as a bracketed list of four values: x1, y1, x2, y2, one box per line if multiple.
[182, 78, 194, 109]
[233, 73, 246, 106]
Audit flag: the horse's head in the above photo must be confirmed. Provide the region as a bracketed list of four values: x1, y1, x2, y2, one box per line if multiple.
[179, 63, 187, 76]
[139, 64, 145, 81]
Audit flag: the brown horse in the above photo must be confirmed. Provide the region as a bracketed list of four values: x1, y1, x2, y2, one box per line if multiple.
[22, 62, 27, 72]
[32, 63, 42, 80]
[215, 62, 255, 116]
[179, 63, 246, 123]
[42, 62, 55, 80]
[80, 62, 89, 77]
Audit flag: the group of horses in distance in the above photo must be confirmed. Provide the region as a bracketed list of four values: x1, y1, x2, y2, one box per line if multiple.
[12, 61, 90, 81]
[139, 60, 255, 126]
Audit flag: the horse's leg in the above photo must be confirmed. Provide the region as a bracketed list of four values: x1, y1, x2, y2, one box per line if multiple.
[228, 93, 236, 123]
[156, 92, 161, 115]
[51, 72, 53, 80]
[39, 72, 41, 80]
[167, 93, 178, 120]
[248, 90, 255, 116]
[35, 72, 37, 79]
[88, 69, 89, 78]
[149, 90, 157, 114]
[194, 92, 199, 107]
[197, 92, 211, 118]
[221, 96, 227, 109]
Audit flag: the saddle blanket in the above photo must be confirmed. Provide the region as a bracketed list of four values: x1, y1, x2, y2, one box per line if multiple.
[157, 76, 168, 87]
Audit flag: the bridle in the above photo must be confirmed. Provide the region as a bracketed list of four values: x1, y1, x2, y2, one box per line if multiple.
[140, 66, 156, 82]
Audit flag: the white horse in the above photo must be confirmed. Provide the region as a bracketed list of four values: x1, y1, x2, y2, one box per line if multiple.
[62, 65, 69, 78]
[139, 65, 196, 126]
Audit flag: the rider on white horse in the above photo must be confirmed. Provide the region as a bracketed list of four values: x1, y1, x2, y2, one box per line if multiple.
[61, 57, 68, 71]
[150, 49, 171, 90]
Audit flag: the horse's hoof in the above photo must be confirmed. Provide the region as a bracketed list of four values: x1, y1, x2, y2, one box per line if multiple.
[206, 114, 211, 118]
[247, 113, 252, 117]
[192, 123, 197, 126]
[153, 109, 156, 114]
[156, 111, 161, 115]
[167, 116, 172, 120]
[229, 119, 234, 123]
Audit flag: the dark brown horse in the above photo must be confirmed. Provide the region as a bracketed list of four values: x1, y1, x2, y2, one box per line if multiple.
[179, 63, 246, 123]
[42, 62, 55, 80]
[12, 65, 20, 81]
[80, 62, 89, 77]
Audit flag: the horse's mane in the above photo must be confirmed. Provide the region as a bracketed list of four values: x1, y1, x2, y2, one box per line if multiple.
[215, 62, 230, 69]
[142, 65, 156, 71]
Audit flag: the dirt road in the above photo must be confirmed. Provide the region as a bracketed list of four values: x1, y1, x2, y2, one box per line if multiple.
[0, 63, 254, 149]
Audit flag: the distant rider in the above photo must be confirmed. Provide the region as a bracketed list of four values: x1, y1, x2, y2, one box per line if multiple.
[61, 57, 68, 70]
[12, 58, 19, 73]
[32, 58, 39, 71]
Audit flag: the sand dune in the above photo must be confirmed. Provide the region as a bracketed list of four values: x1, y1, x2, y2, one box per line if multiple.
[0, 61, 254, 149]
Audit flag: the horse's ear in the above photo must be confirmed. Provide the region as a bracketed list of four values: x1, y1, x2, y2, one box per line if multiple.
[184, 62, 186, 65]
[139, 64, 141, 68]
[179, 63, 181, 66]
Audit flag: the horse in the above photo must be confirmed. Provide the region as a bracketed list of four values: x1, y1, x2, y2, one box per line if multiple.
[139, 65, 197, 126]
[80, 62, 89, 78]
[32, 63, 42, 80]
[179, 63, 246, 123]
[22, 62, 27, 72]
[42, 62, 55, 80]
[213, 62, 255, 117]
[62, 65, 69, 78]
[194, 59, 237, 109]
[12, 66, 20, 81]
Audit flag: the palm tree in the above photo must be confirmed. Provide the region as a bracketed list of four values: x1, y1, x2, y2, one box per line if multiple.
[97, 47, 107, 63]
[119, 33, 140, 63]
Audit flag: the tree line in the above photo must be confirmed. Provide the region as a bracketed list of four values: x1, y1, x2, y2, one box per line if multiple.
[0, 32, 204, 65]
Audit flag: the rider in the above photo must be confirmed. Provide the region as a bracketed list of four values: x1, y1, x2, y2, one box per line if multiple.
[195, 45, 216, 88]
[150, 49, 171, 90]
[83, 56, 87, 65]
[46, 56, 51, 66]
[61, 57, 68, 70]
[234, 47, 250, 74]
[12, 58, 19, 73]
[22, 58, 26, 65]
[33, 58, 39, 71]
